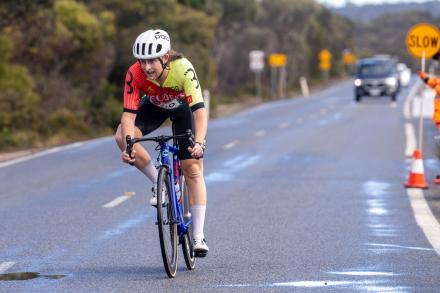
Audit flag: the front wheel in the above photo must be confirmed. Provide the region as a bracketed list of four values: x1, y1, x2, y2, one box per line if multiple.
[180, 176, 196, 270]
[157, 166, 178, 278]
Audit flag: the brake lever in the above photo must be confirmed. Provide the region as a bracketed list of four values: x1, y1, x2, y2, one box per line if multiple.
[125, 135, 135, 165]
[186, 129, 195, 147]
[186, 129, 203, 160]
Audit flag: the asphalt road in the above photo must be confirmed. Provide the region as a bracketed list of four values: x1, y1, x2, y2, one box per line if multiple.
[1, 78, 440, 292]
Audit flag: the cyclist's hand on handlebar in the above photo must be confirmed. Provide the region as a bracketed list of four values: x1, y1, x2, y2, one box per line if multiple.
[122, 149, 136, 165]
[188, 143, 204, 159]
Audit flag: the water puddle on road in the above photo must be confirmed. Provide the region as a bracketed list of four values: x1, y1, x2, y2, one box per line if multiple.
[0, 272, 67, 281]
[363, 181, 391, 197]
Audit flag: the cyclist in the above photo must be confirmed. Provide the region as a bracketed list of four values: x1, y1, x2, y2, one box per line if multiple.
[115, 29, 209, 256]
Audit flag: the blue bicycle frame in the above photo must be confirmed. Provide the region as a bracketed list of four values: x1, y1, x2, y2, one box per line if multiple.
[157, 141, 192, 237]
[126, 129, 196, 277]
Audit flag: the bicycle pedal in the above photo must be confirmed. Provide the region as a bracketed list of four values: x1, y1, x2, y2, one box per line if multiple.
[194, 251, 208, 258]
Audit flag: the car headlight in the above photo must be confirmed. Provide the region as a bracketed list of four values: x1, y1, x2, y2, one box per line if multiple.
[354, 79, 362, 87]
[385, 77, 397, 87]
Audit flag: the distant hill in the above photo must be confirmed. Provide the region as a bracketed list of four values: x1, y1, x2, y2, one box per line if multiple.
[331, 1, 440, 23]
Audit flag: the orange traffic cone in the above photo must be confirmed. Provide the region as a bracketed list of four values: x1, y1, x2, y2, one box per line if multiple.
[405, 149, 429, 189]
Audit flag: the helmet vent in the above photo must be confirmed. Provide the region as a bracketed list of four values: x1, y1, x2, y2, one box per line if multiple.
[148, 43, 153, 55]
[156, 44, 162, 53]
[141, 43, 146, 55]
[136, 43, 140, 55]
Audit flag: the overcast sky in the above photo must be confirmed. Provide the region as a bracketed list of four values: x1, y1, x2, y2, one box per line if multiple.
[317, 0, 436, 8]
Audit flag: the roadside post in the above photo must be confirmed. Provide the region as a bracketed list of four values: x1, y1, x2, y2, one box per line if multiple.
[299, 77, 309, 97]
[203, 89, 210, 119]
[249, 50, 265, 101]
[342, 48, 356, 74]
[269, 53, 287, 99]
[319, 49, 332, 82]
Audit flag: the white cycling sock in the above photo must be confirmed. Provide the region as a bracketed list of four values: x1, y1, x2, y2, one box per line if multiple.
[190, 205, 206, 240]
[140, 161, 158, 184]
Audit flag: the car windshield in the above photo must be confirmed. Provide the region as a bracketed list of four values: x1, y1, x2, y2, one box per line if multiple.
[358, 62, 394, 78]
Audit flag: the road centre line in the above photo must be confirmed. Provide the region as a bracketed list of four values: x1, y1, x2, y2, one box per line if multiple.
[279, 122, 289, 128]
[255, 130, 266, 137]
[223, 140, 240, 150]
[0, 262, 16, 273]
[103, 192, 135, 208]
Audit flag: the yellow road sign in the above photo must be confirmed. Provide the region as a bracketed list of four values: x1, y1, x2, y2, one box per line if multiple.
[342, 52, 356, 65]
[319, 49, 332, 62]
[319, 49, 332, 71]
[269, 54, 287, 67]
[406, 23, 440, 59]
[319, 61, 331, 71]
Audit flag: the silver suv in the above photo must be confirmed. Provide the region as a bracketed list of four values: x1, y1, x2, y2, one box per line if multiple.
[354, 57, 400, 102]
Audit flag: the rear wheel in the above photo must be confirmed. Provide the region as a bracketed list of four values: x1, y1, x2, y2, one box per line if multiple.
[180, 177, 196, 270]
[391, 94, 397, 102]
[157, 166, 178, 278]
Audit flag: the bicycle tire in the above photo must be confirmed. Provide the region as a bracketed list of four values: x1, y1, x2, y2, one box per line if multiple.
[157, 166, 178, 278]
[180, 176, 196, 270]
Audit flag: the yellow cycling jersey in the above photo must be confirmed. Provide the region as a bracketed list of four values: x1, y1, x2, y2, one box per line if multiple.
[123, 57, 204, 112]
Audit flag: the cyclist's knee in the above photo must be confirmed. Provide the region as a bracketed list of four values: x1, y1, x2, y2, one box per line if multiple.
[182, 161, 203, 180]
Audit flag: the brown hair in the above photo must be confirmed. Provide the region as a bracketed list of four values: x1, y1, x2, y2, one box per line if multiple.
[169, 50, 184, 62]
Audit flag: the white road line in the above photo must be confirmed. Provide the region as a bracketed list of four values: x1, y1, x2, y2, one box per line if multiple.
[404, 79, 421, 119]
[407, 189, 440, 256]
[103, 193, 135, 208]
[404, 99, 411, 119]
[279, 122, 289, 128]
[0, 262, 15, 273]
[404, 123, 417, 157]
[404, 81, 440, 257]
[223, 140, 240, 150]
[0, 142, 83, 169]
[255, 130, 266, 137]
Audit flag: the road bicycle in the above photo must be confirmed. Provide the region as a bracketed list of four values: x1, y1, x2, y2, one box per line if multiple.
[126, 129, 195, 278]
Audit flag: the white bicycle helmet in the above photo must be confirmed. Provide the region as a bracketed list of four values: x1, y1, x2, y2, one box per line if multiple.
[133, 29, 171, 59]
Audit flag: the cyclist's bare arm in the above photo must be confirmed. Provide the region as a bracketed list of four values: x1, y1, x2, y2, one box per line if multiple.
[188, 107, 207, 158]
[121, 112, 137, 164]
